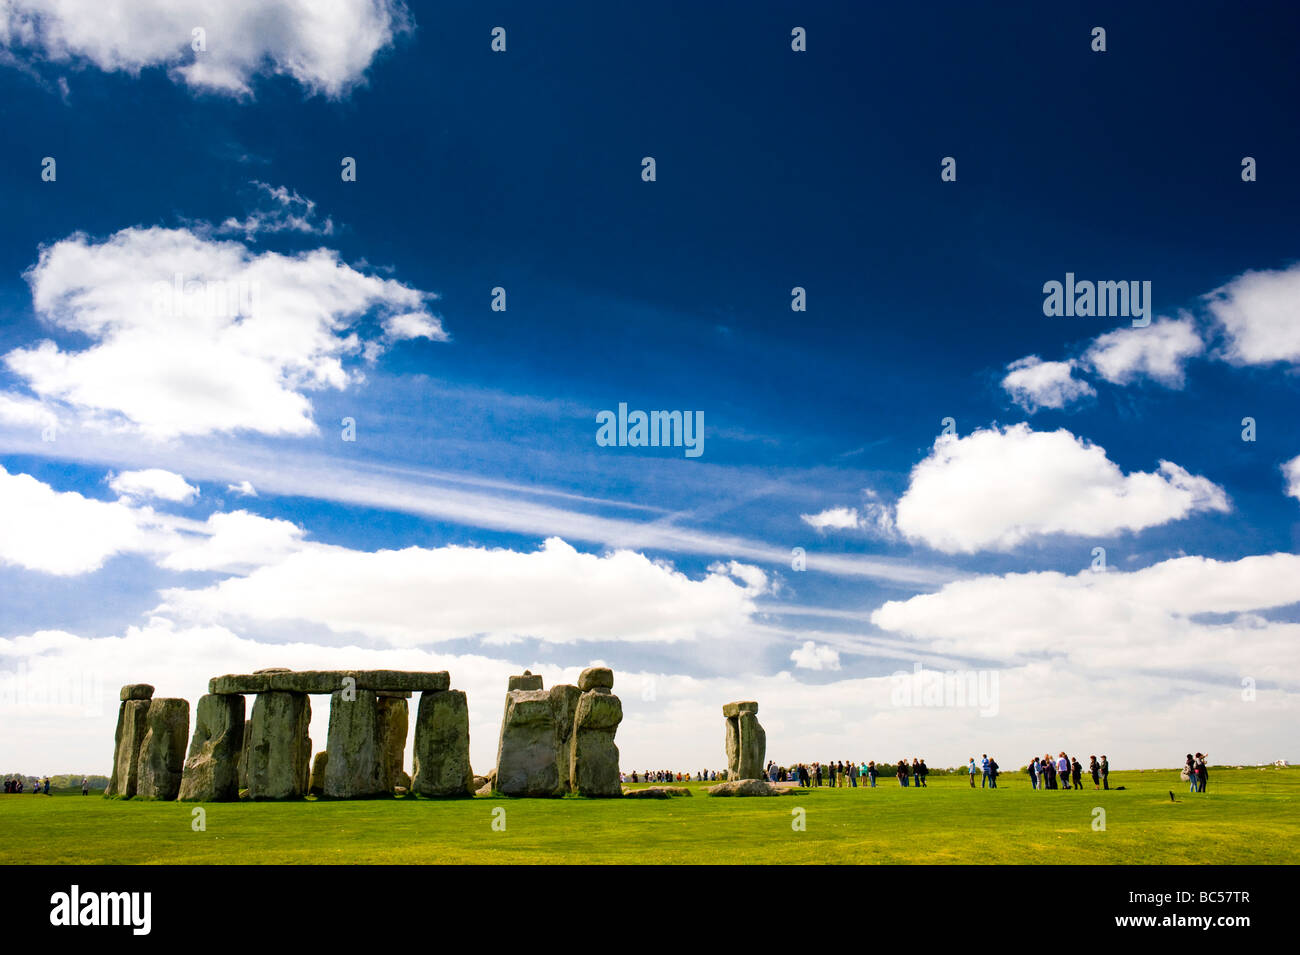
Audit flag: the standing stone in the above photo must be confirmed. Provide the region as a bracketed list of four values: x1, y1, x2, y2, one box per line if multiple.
[549, 684, 581, 791]
[105, 684, 155, 797]
[376, 696, 409, 791]
[108, 699, 151, 798]
[136, 698, 190, 800]
[411, 689, 473, 797]
[723, 700, 765, 780]
[323, 689, 386, 799]
[569, 684, 623, 797]
[724, 718, 740, 778]
[309, 751, 329, 796]
[736, 711, 766, 780]
[104, 703, 126, 797]
[495, 686, 562, 797]
[245, 691, 312, 800]
[179, 694, 245, 802]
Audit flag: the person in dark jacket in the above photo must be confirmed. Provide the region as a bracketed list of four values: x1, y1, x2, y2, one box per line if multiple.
[1100, 756, 1109, 790]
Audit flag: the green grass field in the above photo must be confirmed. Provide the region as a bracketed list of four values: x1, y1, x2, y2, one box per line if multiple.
[2, 768, 1296, 864]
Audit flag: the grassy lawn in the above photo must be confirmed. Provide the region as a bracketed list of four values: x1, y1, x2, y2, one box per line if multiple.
[2, 768, 1295, 864]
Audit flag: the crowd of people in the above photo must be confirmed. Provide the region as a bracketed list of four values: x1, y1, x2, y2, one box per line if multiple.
[624, 770, 724, 783]
[1024, 754, 1109, 790]
[619, 754, 1229, 793]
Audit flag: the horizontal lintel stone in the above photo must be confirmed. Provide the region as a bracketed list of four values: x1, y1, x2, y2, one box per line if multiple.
[209, 670, 450, 695]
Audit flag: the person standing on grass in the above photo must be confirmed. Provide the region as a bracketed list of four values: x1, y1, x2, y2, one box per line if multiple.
[981, 754, 990, 788]
[911, 758, 920, 788]
[1100, 756, 1109, 790]
[968, 757, 977, 787]
[987, 756, 999, 788]
[1071, 757, 1082, 791]
[1089, 756, 1100, 790]
[1185, 754, 1197, 793]
[897, 759, 908, 787]
[1057, 752, 1070, 789]
[919, 759, 929, 787]
[868, 761, 878, 787]
[1196, 753, 1209, 793]
[1042, 754, 1054, 789]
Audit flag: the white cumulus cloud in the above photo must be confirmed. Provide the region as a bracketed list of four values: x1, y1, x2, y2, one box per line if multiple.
[1001, 356, 1095, 412]
[5, 226, 443, 439]
[159, 537, 767, 646]
[894, 425, 1229, 553]
[789, 640, 841, 671]
[0, 465, 148, 575]
[0, 0, 411, 98]
[1084, 316, 1204, 386]
[108, 468, 198, 503]
[1205, 262, 1300, 366]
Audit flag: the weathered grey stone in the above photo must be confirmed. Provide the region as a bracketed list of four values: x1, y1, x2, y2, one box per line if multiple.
[725, 717, 740, 778]
[245, 691, 312, 800]
[179, 694, 245, 802]
[108, 699, 151, 798]
[507, 671, 543, 691]
[309, 751, 328, 796]
[411, 689, 473, 797]
[104, 702, 126, 797]
[623, 785, 692, 799]
[577, 667, 614, 692]
[549, 684, 581, 791]
[736, 711, 766, 780]
[723, 701, 765, 780]
[496, 688, 562, 796]
[569, 689, 622, 797]
[707, 778, 792, 797]
[209, 670, 450, 695]
[323, 690, 386, 799]
[120, 683, 155, 701]
[376, 695, 409, 791]
[394, 770, 411, 790]
[136, 698, 190, 800]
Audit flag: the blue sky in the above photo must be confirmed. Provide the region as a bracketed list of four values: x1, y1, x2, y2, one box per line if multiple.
[1, 0, 1298, 775]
